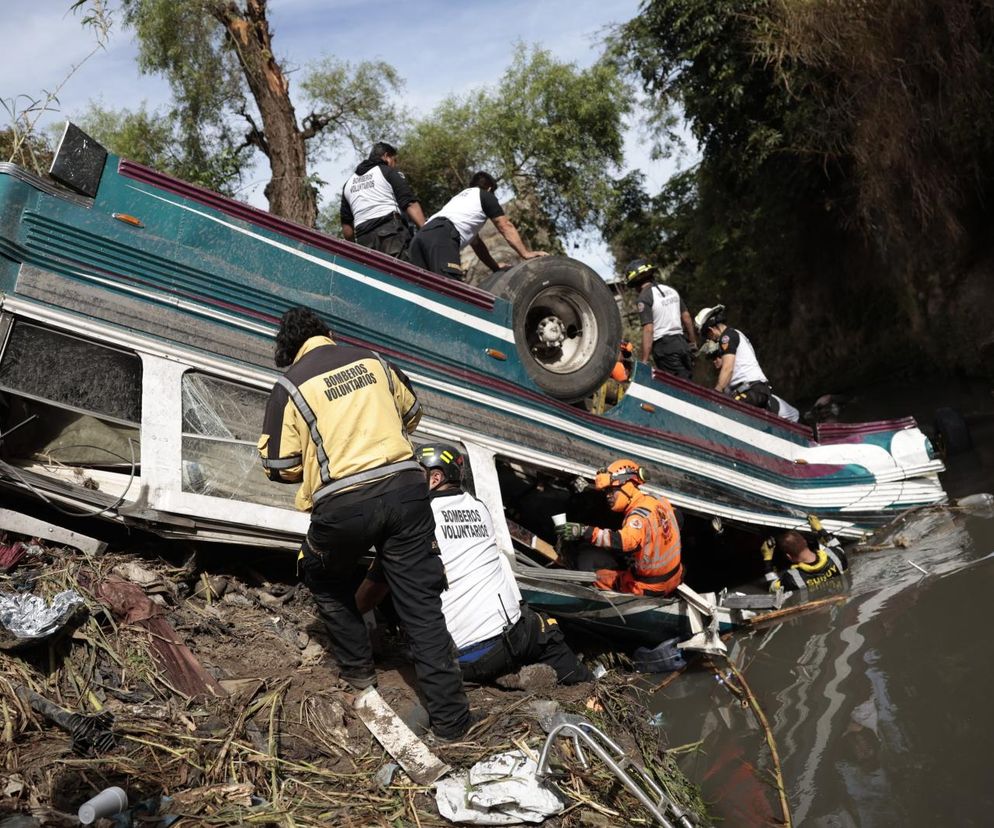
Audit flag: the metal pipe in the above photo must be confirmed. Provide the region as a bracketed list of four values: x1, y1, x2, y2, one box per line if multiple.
[537, 721, 695, 828]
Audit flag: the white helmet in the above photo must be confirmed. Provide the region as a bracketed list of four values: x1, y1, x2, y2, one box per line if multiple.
[694, 304, 725, 335]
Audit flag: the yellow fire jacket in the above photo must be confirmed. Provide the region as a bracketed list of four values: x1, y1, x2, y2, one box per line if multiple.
[257, 336, 423, 511]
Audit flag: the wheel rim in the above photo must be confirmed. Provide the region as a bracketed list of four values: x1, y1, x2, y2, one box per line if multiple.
[522, 284, 600, 375]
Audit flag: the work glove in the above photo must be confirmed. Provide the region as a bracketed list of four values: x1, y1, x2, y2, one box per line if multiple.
[760, 536, 776, 563]
[807, 513, 830, 541]
[555, 522, 586, 542]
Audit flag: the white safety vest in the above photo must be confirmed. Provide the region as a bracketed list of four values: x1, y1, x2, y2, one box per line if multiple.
[429, 188, 489, 247]
[430, 490, 521, 650]
[727, 328, 769, 389]
[342, 165, 399, 228]
[648, 284, 683, 339]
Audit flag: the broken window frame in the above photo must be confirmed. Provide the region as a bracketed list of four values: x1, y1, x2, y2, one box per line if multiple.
[0, 317, 142, 470]
[179, 369, 295, 509]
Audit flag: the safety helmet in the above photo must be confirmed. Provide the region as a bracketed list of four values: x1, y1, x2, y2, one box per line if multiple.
[694, 304, 726, 336]
[417, 443, 464, 484]
[594, 459, 647, 512]
[623, 258, 658, 286]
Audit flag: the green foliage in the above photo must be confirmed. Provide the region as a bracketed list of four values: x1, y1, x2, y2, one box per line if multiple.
[120, 0, 244, 182]
[301, 58, 408, 158]
[97, 1, 408, 216]
[610, 0, 848, 391]
[78, 103, 246, 194]
[401, 45, 632, 244]
[613, 0, 793, 167]
[399, 98, 480, 217]
[0, 128, 54, 173]
[612, 0, 994, 390]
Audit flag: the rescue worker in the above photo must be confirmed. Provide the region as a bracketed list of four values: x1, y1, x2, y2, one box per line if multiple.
[409, 171, 548, 280]
[555, 459, 683, 596]
[340, 142, 426, 259]
[257, 307, 471, 741]
[695, 304, 774, 410]
[702, 341, 800, 422]
[626, 259, 697, 380]
[356, 444, 593, 686]
[761, 514, 849, 593]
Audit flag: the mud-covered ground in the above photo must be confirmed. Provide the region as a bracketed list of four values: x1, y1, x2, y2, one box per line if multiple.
[0, 537, 708, 827]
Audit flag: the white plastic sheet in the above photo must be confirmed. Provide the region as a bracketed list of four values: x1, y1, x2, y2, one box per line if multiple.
[0, 589, 83, 639]
[435, 749, 564, 825]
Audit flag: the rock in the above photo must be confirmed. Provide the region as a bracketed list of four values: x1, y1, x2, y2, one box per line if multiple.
[495, 663, 557, 692]
[300, 640, 326, 665]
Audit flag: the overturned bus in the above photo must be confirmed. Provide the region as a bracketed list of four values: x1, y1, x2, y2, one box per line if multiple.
[0, 125, 946, 642]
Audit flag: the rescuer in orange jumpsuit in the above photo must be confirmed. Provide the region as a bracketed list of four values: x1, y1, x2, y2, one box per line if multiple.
[555, 459, 683, 596]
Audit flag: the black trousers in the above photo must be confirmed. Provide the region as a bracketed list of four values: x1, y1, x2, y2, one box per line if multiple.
[652, 334, 693, 380]
[733, 381, 773, 410]
[459, 606, 594, 686]
[409, 217, 463, 279]
[300, 479, 470, 738]
[355, 213, 412, 260]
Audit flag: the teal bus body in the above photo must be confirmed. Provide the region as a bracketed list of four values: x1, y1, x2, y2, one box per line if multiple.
[0, 152, 947, 539]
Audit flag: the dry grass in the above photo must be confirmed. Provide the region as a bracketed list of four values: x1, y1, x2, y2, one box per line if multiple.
[0, 542, 708, 826]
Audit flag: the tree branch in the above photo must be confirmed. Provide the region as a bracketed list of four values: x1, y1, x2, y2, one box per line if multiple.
[238, 106, 269, 156]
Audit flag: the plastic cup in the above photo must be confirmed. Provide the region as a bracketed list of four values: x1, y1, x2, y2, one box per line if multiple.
[552, 513, 567, 527]
[78, 786, 128, 825]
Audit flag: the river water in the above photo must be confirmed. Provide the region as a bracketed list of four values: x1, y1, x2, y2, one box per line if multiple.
[656, 378, 994, 826]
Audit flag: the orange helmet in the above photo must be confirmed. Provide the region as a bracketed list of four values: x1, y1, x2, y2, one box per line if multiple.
[594, 459, 647, 512]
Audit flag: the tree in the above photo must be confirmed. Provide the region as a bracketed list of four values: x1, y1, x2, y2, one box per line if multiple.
[400, 46, 633, 246]
[613, 0, 994, 390]
[87, 0, 406, 226]
[612, 1, 820, 313]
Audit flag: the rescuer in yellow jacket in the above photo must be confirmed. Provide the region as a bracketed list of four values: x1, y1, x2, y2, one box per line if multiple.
[761, 515, 849, 594]
[258, 307, 471, 740]
[556, 459, 684, 596]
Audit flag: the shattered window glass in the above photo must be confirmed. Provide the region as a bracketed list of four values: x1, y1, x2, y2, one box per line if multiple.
[0, 322, 141, 468]
[181, 372, 294, 509]
[0, 322, 141, 423]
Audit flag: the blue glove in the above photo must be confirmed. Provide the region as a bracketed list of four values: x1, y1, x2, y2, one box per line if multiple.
[555, 522, 586, 542]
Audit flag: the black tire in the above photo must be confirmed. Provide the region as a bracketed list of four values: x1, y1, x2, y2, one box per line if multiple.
[480, 256, 622, 401]
[933, 406, 972, 457]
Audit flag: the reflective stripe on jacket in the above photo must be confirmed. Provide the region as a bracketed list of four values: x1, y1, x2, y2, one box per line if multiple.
[768, 544, 849, 593]
[586, 491, 683, 593]
[257, 336, 422, 511]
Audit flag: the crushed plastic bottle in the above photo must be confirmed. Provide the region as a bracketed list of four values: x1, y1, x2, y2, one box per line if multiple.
[957, 492, 994, 517]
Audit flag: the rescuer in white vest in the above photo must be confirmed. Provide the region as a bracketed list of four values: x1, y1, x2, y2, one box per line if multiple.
[340, 142, 426, 259]
[696, 304, 776, 411]
[625, 258, 697, 380]
[356, 443, 593, 686]
[409, 171, 548, 280]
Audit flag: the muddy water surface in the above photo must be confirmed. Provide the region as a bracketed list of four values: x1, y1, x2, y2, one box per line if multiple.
[656, 379, 994, 826]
